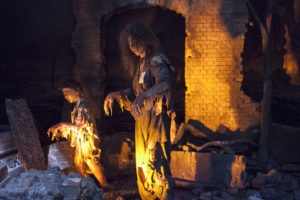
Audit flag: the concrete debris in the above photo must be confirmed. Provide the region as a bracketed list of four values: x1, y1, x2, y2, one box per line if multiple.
[0, 167, 103, 200]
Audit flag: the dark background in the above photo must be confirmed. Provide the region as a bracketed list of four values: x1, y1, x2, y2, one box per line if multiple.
[0, 0, 300, 136]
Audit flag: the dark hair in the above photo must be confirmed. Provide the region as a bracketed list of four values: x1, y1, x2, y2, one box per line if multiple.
[119, 23, 162, 77]
[60, 78, 85, 96]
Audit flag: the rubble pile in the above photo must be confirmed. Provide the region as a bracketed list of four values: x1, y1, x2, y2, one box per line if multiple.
[0, 167, 103, 200]
[170, 169, 300, 200]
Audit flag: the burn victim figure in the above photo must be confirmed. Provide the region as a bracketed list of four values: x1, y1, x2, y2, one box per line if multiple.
[47, 79, 110, 189]
[104, 23, 174, 200]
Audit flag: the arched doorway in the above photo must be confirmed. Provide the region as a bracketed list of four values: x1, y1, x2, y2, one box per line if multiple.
[102, 6, 186, 133]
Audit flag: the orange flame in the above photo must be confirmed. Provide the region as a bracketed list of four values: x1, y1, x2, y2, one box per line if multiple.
[230, 155, 246, 188]
[48, 123, 100, 174]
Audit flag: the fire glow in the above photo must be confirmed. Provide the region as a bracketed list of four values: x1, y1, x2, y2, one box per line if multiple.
[47, 123, 100, 176]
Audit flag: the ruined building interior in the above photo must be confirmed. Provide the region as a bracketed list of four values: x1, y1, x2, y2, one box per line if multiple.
[0, 0, 300, 199]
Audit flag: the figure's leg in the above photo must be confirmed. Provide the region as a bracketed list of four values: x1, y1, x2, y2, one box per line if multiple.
[74, 146, 81, 168]
[137, 178, 157, 200]
[135, 116, 155, 199]
[74, 147, 88, 177]
[86, 158, 110, 189]
[160, 188, 174, 200]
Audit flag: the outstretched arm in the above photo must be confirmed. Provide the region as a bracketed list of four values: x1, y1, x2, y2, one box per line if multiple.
[104, 88, 133, 116]
[131, 82, 170, 119]
[131, 55, 172, 119]
[47, 122, 77, 141]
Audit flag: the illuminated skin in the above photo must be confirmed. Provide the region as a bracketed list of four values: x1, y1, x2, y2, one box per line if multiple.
[48, 88, 81, 133]
[104, 37, 170, 120]
[104, 36, 146, 118]
[104, 31, 174, 199]
[48, 87, 110, 189]
[128, 36, 146, 58]
[62, 88, 80, 104]
[143, 142, 171, 195]
[128, 36, 146, 119]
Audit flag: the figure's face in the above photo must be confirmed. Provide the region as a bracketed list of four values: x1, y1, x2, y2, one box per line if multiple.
[128, 36, 146, 58]
[62, 88, 80, 103]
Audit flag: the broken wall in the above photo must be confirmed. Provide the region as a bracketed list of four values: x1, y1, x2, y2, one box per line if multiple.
[72, 0, 260, 132]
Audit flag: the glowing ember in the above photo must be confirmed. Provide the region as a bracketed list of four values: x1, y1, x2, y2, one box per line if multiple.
[47, 122, 104, 182]
[230, 155, 246, 188]
[138, 164, 147, 184]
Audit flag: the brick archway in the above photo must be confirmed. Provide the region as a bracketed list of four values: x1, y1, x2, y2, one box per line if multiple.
[101, 6, 186, 133]
[71, 0, 188, 125]
[72, 0, 261, 132]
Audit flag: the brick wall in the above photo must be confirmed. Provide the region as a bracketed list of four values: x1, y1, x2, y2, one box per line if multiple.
[72, 0, 104, 120]
[72, 0, 261, 132]
[184, 1, 260, 131]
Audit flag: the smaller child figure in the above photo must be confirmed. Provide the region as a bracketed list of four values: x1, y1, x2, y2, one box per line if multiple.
[47, 79, 110, 189]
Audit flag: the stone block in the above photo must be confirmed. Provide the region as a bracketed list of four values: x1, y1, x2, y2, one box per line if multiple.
[260, 187, 286, 200]
[252, 176, 266, 189]
[0, 154, 22, 176]
[0, 176, 11, 188]
[265, 169, 281, 186]
[62, 178, 82, 199]
[170, 151, 246, 188]
[247, 190, 263, 200]
[0, 167, 103, 200]
[280, 175, 299, 192]
[0, 161, 8, 182]
[48, 141, 75, 170]
[0, 131, 16, 157]
[102, 134, 135, 172]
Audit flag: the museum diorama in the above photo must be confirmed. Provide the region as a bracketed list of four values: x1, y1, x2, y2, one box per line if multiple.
[0, 0, 300, 199]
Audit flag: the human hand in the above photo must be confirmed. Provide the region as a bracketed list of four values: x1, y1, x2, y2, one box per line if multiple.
[143, 98, 154, 111]
[104, 93, 115, 116]
[167, 109, 176, 119]
[130, 102, 142, 120]
[47, 123, 63, 140]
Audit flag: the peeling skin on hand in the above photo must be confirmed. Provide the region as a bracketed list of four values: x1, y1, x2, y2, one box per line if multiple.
[104, 88, 132, 116]
[104, 93, 114, 116]
[131, 81, 170, 119]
